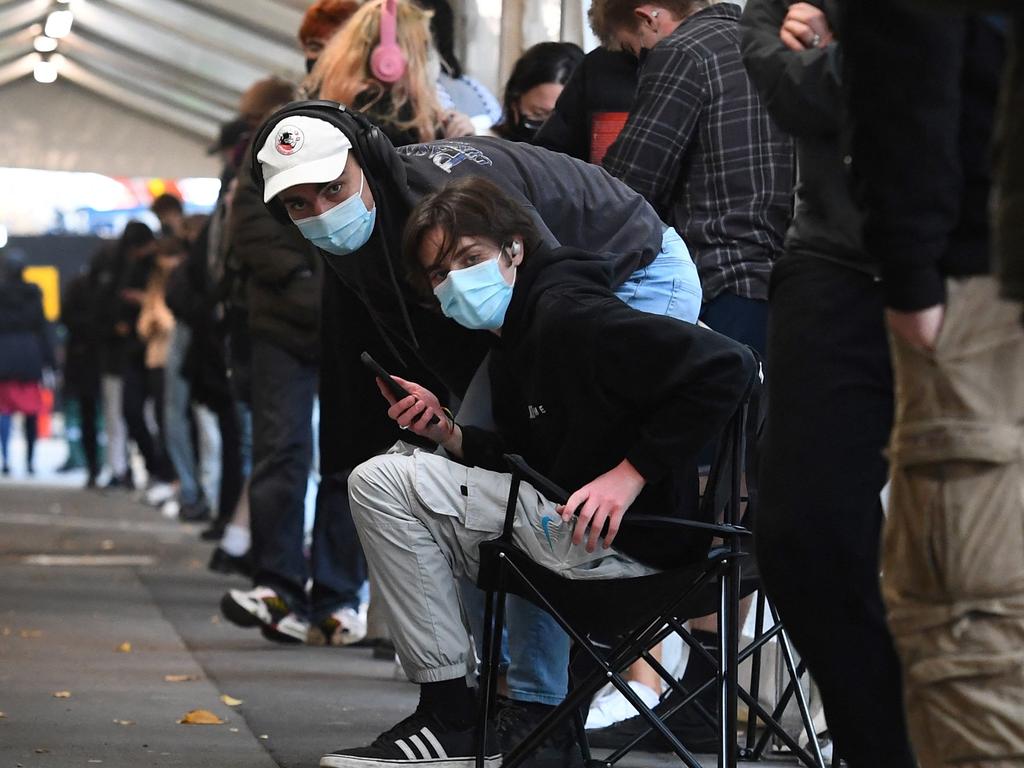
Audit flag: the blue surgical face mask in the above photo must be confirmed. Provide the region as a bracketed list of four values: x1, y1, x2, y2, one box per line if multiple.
[294, 170, 376, 255]
[433, 249, 516, 330]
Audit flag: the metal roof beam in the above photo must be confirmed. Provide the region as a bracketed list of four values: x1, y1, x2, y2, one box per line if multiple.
[59, 58, 220, 141]
[0, 0, 49, 36]
[96, 0, 302, 76]
[173, 0, 303, 47]
[0, 52, 35, 89]
[60, 33, 238, 113]
[69, 0, 272, 93]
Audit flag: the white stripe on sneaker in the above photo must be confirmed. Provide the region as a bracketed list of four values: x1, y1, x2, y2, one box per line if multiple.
[408, 734, 432, 759]
[393, 739, 417, 760]
[419, 727, 448, 759]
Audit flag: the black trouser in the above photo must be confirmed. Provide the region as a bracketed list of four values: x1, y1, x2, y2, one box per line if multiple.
[123, 356, 174, 482]
[79, 392, 100, 479]
[757, 254, 915, 768]
[214, 400, 242, 526]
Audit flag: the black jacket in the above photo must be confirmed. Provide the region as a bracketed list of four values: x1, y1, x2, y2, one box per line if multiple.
[313, 134, 667, 389]
[844, 5, 1005, 310]
[534, 48, 639, 163]
[0, 280, 52, 382]
[231, 161, 322, 363]
[61, 273, 100, 397]
[741, 0, 870, 275]
[458, 247, 756, 570]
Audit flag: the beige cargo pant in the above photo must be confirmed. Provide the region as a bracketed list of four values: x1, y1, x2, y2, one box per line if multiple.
[348, 446, 656, 684]
[884, 276, 1024, 767]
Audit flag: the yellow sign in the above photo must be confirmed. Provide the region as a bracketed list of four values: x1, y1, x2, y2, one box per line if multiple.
[23, 266, 60, 321]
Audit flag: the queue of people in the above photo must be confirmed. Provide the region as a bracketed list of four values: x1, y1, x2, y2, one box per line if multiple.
[15, 0, 1020, 767]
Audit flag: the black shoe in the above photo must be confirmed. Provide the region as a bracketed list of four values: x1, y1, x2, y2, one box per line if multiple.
[320, 710, 501, 768]
[179, 500, 211, 522]
[494, 697, 584, 768]
[586, 687, 720, 754]
[85, 474, 98, 489]
[102, 472, 134, 491]
[1, 464, 9, 476]
[208, 547, 254, 578]
[200, 521, 226, 541]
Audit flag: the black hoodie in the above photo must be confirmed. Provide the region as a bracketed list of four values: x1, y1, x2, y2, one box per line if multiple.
[308, 132, 667, 392]
[457, 246, 756, 570]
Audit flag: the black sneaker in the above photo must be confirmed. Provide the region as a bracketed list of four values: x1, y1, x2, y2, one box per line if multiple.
[586, 687, 719, 754]
[495, 696, 584, 768]
[208, 547, 254, 578]
[320, 710, 501, 768]
[220, 586, 308, 643]
[179, 500, 212, 522]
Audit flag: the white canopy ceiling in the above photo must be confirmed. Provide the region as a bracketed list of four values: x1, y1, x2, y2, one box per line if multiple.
[0, 0, 308, 177]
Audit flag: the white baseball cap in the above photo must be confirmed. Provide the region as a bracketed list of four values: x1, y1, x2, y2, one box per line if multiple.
[257, 115, 354, 203]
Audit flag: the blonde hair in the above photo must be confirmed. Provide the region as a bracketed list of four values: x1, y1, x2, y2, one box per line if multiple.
[309, 0, 443, 144]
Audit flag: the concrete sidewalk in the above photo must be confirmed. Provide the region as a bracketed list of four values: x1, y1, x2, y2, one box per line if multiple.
[0, 478, 806, 768]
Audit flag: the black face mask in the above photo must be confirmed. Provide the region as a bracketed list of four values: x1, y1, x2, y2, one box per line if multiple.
[305, 57, 318, 74]
[508, 115, 546, 142]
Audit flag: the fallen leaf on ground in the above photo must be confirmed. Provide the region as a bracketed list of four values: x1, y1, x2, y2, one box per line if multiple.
[20, 630, 42, 639]
[116, 642, 132, 653]
[0, 711, 6, 718]
[210, 615, 221, 624]
[52, 691, 71, 699]
[113, 719, 135, 726]
[219, 695, 242, 707]
[259, 734, 269, 740]
[163, 674, 198, 683]
[229, 728, 239, 733]
[178, 709, 224, 725]
[100, 540, 115, 551]
[34, 748, 49, 754]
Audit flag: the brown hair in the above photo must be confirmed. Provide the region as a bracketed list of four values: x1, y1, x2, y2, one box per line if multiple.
[238, 77, 297, 126]
[308, 0, 444, 144]
[150, 193, 182, 216]
[299, 0, 360, 45]
[402, 177, 541, 299]
[588, 0, 709, 46]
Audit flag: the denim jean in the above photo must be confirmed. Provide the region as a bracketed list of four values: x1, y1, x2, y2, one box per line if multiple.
[248, 337, 317, 614]
[614, 227, 702, 323]
[459, 226, 703, 705]
[164, 325, 202, 505]
[310, 469, 369, 622]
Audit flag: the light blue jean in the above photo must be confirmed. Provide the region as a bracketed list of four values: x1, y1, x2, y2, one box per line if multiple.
[163, 325, 202, 506]
[461, 227, 702, 705]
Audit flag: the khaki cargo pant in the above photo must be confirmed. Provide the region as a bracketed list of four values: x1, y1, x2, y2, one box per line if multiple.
[884, 276, 1024, 767]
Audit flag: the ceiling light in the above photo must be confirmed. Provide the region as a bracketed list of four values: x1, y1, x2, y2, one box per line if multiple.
[34, 36, 59, 53]
[34, 59, 58, 84]
[44, 10, 74, 38]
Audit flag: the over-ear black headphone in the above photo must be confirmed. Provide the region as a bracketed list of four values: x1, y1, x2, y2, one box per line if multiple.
[250, 99, 398, 221]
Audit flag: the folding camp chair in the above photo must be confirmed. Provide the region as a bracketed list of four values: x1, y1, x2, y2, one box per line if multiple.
[473, 379, 827, 768]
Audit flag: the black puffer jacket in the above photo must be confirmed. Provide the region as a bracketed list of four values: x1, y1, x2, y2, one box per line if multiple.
[740, 0, 871, 275]
[0, 280, 52, 382]
[230, 162, 322, 363]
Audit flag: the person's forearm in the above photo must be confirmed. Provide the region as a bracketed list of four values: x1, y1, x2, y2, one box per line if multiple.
[439, 423, 464, 460]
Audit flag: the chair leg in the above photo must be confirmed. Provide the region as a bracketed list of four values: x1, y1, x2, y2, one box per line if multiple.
[475, 587, 497, 768]
[718, 566, 740, 768]
[774, 621, 826, 768]
[743, 590, 767, 754]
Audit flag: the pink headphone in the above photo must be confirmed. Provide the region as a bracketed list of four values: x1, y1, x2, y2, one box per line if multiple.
[370, 0, 407, 83]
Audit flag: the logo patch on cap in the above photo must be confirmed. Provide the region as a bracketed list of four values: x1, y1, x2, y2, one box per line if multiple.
[275, 126, 304, 156]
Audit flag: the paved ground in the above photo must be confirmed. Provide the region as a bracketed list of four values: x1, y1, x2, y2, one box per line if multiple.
[0, 439, 807, 768]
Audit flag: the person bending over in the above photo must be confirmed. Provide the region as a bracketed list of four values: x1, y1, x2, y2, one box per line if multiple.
[321, 177, 754, 768]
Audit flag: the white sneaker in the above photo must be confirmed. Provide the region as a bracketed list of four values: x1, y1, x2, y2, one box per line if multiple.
[585, 681, 660, 730]
[308, 606, 368, 647]
[220, 586, 309, 644]
[145, 482, 176, 507]
[160, 499, 181, 519]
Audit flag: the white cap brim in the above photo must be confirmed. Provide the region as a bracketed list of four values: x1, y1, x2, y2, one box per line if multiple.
[262, 148, 349, 203]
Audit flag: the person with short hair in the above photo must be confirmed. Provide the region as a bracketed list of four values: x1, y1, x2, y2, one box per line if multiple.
[320, 175, 754, 768]
[592, 0, 793, 355]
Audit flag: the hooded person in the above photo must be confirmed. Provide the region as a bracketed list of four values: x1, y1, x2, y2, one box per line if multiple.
[252, 99, 703, 765]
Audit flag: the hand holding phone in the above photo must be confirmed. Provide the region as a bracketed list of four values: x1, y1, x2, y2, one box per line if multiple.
[360, 352, 440, 430]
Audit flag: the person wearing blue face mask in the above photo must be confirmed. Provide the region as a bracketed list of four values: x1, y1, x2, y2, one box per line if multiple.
[254, 103, 704, 766]
[317, 175, 754, 768]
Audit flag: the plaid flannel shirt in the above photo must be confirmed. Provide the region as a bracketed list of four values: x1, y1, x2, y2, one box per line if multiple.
[603, 3, 793, 301]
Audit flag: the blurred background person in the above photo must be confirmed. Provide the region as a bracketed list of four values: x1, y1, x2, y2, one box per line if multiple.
[533, 46, 638, 163]
[309, 0, 474, 144]
[492, 41, 583, 142]
[0, 249, 53, 477]
[61, 260, 103, 487]
[299, 0, 359, 74]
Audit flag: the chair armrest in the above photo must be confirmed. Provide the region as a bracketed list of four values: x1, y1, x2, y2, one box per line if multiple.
[622, 515, 752, 539]
[504, 454, 570, 504]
